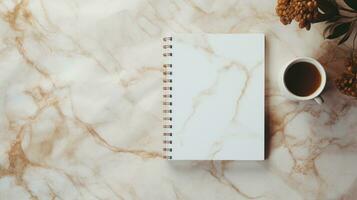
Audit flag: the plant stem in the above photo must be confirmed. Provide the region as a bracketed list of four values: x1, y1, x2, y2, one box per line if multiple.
[338, 6, 357, 14]
[352, 30, 357, 68]
[339, 16, 354, 19]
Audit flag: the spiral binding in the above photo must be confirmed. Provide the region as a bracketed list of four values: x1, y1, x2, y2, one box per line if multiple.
[163, 36, 173, 160]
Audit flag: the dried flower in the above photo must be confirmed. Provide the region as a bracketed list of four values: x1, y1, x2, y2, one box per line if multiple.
[336, 57, 357, 97]
[276, 0, 318, 30]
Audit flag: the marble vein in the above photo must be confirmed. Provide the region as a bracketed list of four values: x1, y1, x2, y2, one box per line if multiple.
[0, 0, 355, 199]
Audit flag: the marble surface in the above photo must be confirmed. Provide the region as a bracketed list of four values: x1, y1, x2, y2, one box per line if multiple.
[0, 0, 356, 199]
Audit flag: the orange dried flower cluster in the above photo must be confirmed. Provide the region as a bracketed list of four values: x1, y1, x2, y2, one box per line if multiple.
[336, 59, 357, 97]
[276, 0, 318, 30]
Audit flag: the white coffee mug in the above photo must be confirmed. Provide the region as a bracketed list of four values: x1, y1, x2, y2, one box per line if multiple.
[280, 57, 326, 104]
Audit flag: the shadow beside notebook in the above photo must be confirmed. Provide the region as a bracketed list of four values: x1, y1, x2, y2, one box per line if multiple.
[264, 112, 271, 160]
[264, 36, 271, 160]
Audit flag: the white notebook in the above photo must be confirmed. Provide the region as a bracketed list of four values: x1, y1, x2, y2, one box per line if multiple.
[162, 34, 265, 160]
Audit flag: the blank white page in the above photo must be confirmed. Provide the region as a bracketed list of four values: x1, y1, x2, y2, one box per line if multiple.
[169, 33, 265, 160]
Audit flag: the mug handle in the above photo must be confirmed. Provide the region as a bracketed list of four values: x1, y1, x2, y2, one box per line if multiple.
[314, 95, 324, 104]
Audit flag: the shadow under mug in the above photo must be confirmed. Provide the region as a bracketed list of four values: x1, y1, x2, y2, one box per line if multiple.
[280, 57, 327, 104]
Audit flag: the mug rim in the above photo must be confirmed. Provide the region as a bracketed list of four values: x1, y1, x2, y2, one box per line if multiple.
[281, 57, 326, 101]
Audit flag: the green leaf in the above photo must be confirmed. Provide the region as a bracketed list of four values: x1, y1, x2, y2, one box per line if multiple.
[317, 0, 339, 15]
[312, 13, 338, 23]
[326, 22, 351, 39]
[338, 25, 353, 45]
[326, 15, 342, 22]
[344, 0, 357, 10]
[323, 23, 338, 38]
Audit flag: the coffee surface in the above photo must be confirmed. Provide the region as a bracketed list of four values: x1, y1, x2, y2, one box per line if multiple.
[284, 62, 321, 97]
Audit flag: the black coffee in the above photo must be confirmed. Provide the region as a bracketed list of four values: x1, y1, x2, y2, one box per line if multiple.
[284, 62, 321, 97]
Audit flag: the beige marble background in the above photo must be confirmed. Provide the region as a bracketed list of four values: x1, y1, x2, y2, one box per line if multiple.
[0, 0, 356, 199]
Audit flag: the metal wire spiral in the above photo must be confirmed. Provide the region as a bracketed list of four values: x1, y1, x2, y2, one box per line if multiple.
[162, 36, 173, 160]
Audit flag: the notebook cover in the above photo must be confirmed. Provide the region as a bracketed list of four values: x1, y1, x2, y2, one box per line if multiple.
[167, 33, 265, 160]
